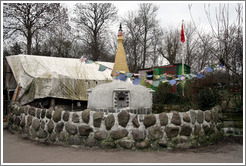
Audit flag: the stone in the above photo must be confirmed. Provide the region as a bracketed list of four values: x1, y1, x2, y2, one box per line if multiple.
[110, 129, 128, 140]
[94, 131, 107, 141]
[159, 113, 168, 126]
[41, 109, 46, 119]
[148, 126, 163, 141]
[190, 110, 197, 124]
[136, 140, 149, 149]
[32, 119, 40, 131]
[171, 111, 181, 125]
[65, 123, 77, 135]
[118, 110, 130, 127]
[55, 122, 64, 133]
[36, 109, 41, 119]
[194, 124, 201, 135]
[63, 111, 70, 122]
[28, 107, 36, 116]
[46, 108, 53, 119]
[119, 140, 134, 149]
[40, 120, 45, 129]
[132, 130, 146, 141]
[78, 125, 93, 136]
[197, 110, 204, 124]
[205, 111, 212, 122]
[47, 120, 54, 133]
[143, 114, 156, 128]
[53, 108, 63, 123]
[180, 124, 192, 136]
[50, 132, 57, 142]
[105, 114, 115, 130]
[14, 117, 21, 126]
[82, 109, 90, 124]
[85, 137, 97, 147]
[19, 106, 25, 114]
[37, 128, 48, 139]
[183, 113, 191, 123]
[27, 116, 32, 126]
[132, 115, 140, 128]
[20, 116, 25, 128]
[159, 139, 167, 148]
[101, 141, 116, 149]
[72, 113, 80, 123]
[58, 132, 66, 141]
[23, 126, 30, 134]
[165, 126, 180, 138]
[203, 124, 210, 134]
[93, 112, 104, 128]
[68, 135, 81, 145]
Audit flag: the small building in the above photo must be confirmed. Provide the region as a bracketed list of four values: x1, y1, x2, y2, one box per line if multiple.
[87, 81, 154, 114]
[138, 63, 191, 92]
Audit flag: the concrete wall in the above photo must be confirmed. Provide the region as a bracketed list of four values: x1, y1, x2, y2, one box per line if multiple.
[8, 103, 223, 150]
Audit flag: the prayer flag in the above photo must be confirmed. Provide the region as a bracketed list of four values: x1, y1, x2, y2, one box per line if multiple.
[98, 64, 107, 71]
[169, 79, 177, 86]
[85, 59, 93, 64]
[197, 73, 204, 79]
[119, 73, 127, 81]
[205, 66, 213, 72]
[126, 72, 133, 78]
[152, 80, 160, 87]
[133, 78, 141, 85]
[181, 21, 185, 43]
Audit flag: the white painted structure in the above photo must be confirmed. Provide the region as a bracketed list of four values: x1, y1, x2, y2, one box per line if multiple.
[87, 80, 154, 114]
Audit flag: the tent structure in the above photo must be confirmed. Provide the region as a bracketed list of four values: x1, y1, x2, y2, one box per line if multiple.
[6, 55, 114, 105]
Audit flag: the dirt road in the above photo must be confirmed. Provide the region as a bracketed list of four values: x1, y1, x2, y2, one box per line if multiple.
[2, 129, 244, 164]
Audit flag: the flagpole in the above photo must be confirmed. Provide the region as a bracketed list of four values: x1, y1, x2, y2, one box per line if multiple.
[181, 20, 185, 97]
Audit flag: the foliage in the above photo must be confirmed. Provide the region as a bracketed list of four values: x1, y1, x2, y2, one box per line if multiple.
[197, 87, 221, 110]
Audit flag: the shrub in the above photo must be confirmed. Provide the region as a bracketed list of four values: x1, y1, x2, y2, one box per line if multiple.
[197, 87, 221, 110]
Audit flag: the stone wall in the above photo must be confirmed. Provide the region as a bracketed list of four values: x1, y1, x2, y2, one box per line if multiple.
[8, 103, 223, 150]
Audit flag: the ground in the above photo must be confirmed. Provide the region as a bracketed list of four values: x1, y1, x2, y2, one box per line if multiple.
[2, 128, 244, 164]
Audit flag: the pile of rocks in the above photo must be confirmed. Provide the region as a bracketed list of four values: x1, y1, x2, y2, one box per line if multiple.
[8, 103, 223, 150]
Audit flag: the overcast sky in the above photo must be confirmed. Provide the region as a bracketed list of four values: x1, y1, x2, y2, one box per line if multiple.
[65, 1, 242, 33]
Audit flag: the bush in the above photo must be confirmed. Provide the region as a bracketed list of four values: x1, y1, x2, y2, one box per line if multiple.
[197, 87, 221, 110]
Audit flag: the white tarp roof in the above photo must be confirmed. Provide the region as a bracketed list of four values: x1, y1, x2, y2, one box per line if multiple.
[6, 54, 114, 105]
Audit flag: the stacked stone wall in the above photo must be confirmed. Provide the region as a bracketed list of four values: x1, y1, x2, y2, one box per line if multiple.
[8, 103, 223, 150]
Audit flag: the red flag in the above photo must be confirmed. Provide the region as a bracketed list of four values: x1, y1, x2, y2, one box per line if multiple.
[181, 22, 185, 43]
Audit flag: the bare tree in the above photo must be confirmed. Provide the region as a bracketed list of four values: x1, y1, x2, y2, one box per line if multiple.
[3, 3, 61, 55]
[73, 3, 118, 61]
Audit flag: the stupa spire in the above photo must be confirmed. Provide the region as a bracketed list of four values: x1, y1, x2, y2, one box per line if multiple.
[111, 24, 129, 76]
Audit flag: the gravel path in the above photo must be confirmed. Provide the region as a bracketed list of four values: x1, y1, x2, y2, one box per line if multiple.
[2, 129, 243, 164]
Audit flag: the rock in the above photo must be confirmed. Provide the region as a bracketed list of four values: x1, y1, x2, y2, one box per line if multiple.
[37, 128, 47, 139]
[148, 126, 163, 141]
[23, 126, 29, 134]
[118, 110, 130, 127]
[105, 114, 115, 130]
[82, 109, 90, 124]
[58, 132, 66, 141]
[132, 129, 146, 141]
[40, 120, 45, 129]
[205, 111, 212, 122]
[85, 137, 97, 147]
[190, 110, 197, 124]
[132, 115, 140, 128]
[136, 140, 149, 149]
[65, 123, 77, 135]
[119, 140, 134, 149]
[180, 124, 192, 136]
[32, 119, 40, 131]
[159, 113, 168, 126]
[110, 129, 128, 140]
[197, 110, 204, 124]
[93, 112, 104, 128]
[55, 122, 64, 133]
[165, 126, 180, 138]
[27, 116, 32, 126]
[47, 120, 54, 133]
[72, 113, 80, 123]
[94, 131, 107, 141]
[53, 108, 63, 123]
[194, 124, 201, 135]
[183, 113, 190, 123]
[50, 132, 57, 142]
[36, 109, 41, 119]
[68, 135, 81, 145]
[20, 116, 25, 128]
[19, 106, 25, 114]
[143, 114, 156, 128]
[63, 111, 70, 122]
[41, 109, 46, 119]
[171, 111, 181, 125]
[203, 124, 210, 134]
[46, 108, 53, 119]
[14, 117, 21, 126]
[78, 125, 93, 136]
[101, 141, 116, 149]
[28, 107, 36, 116]
[159, 139, 167, 148]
